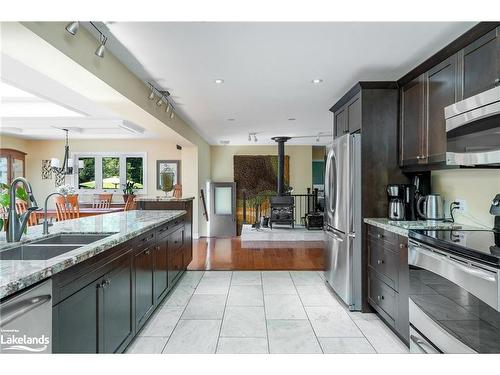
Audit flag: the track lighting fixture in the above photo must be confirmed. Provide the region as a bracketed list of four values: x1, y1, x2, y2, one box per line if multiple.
[248, 133, 252, 142]
[148, 85, 155, 100]
[65, 21, 79, 35]
[170, 112, 175, 120]
[254, 134, 258, 142]
[89, 22, 108, 58]
[166, 103, 171, 113]
[156, 96, 164, 107]
[248, 133, 258, 142]
[95, 34, 107, 58]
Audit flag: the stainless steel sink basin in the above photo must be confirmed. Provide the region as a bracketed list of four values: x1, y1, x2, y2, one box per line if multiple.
[0, 244, 81, 260]
[32, 233, 113, 245]
[0, 233, 116, 261]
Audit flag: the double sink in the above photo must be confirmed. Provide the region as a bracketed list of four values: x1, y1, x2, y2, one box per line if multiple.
[0, 233, 115, 261]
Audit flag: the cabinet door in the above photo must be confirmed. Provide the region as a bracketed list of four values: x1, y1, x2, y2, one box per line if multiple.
[426, 55, 458, 164]
[347, 94, 361, 133]
[334, 108, 347, 138]
[53, 277, 101, 353]
[134, 244, 155, 329]
[167, 228, 184, 285]
[101, 256, 134, 353]
[461, 27, 500, 99]
[400, 76, 425, 166]
[154, 236, 169, 301]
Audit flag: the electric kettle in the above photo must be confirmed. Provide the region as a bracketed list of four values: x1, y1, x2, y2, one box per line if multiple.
[417, 194, 445, 221]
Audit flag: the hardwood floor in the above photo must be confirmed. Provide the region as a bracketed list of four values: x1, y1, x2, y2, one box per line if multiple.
[188, 237, 324, 271]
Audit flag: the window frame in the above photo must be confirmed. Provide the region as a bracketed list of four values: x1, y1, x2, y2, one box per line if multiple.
[71, 152, 147, 194]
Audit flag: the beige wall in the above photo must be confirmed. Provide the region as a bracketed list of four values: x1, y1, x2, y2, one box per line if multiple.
[210, 145, 313, 194]
[432, 169, 500, 228]
[0, 135, 30, 152]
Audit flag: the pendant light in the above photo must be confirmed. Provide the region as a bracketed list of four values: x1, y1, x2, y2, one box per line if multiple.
[65, 21, 79, 35]
[51, 129, 73, 175]
[95, 34, 107, 58]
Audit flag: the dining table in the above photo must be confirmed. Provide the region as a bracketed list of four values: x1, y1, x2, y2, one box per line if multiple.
[34, 207, 124, 221]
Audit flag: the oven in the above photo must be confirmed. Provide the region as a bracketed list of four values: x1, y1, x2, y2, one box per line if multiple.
[408, 235, 500, 353]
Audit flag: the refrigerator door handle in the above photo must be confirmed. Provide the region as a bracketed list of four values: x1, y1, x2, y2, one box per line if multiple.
[325, 226, 344, 242]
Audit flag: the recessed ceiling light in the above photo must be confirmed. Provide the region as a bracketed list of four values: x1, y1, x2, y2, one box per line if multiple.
[227, 118, 235, 121]
[214, 79, 224, 84]
[220, 140, 230, 145]
[311, 79, 323, 84]
[288, 118, 296, 121]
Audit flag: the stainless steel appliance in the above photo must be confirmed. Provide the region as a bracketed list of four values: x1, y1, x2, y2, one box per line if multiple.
[324, 133, 362, 310]
[416, 194, 445, 221]
[387, 184, 406, 220]
[408, 229, 500, 353]
[445, 86, 500, 166]
[0, 280, 52, 354]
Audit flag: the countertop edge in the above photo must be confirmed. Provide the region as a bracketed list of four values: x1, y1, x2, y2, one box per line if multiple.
[0, 210, 186, 300]
[364, 218, 409, 237]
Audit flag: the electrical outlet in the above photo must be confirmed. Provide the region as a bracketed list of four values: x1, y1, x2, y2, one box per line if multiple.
[455, 199, 467, 212]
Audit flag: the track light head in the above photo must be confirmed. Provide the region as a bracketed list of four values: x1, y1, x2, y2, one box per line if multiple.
[65, 21, 79, 35]
[170, 111, 175, 120]
[166, 103, 171, 113]
[95, 35, 107, 58]
[248, 134, 252, 142]
[254, 134, 258, 142]
[156, 97, 163, 106]
[148, 86, 155, 100]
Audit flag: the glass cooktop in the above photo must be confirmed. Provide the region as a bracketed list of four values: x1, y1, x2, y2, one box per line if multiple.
[409, 229, 500, 266]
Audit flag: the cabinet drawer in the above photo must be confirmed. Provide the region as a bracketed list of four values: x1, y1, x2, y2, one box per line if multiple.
[137, 229, 155, 248]
[368, 240, 399, 290]
[368, 271, 397, 325]
[367, 225, 397, 247]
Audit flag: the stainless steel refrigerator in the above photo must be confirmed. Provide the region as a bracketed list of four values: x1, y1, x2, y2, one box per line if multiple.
[324, 133, 362, 311]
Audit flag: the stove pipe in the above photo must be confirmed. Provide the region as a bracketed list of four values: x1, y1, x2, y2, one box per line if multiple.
[271, 136, 291, 196]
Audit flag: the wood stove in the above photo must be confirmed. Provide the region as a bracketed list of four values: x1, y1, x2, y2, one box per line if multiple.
[269, 195, 294, 228]
[269, 136, 295, 228]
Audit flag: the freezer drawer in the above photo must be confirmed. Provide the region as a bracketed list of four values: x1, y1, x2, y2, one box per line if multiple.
[324, 227, 354, 309]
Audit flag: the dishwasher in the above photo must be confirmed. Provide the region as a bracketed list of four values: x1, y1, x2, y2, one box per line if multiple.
[0, 279, 52, 354]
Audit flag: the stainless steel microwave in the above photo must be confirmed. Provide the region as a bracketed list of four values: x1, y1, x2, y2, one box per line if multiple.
[445, 86, 500, 166]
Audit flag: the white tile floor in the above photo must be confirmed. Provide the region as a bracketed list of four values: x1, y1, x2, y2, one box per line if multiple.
[126, 271, 409, 354]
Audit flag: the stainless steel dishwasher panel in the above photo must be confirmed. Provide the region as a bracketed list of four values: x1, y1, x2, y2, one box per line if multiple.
[0, 279, 52, 354]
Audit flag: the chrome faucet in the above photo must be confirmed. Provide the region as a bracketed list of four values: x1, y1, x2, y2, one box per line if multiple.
[7, 177, 39, 242]
[42, 193, 65, 235]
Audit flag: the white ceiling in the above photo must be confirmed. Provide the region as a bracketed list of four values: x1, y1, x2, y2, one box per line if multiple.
[0, 54, 155, 140]
[96, 21, 476, 145]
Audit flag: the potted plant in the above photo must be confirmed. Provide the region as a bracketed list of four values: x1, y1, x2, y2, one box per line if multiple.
[0, 182, 29, 232]
[122, 181, 137, 203]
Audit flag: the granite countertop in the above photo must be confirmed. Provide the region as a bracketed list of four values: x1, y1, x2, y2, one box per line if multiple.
[0, 210, 186, 300]
[363, 218, 485, 237]
[135, 196, 195, 202]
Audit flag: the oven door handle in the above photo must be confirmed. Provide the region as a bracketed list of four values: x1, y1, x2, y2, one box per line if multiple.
[410, 244, 497, 283]
[410, 334, 440, 354]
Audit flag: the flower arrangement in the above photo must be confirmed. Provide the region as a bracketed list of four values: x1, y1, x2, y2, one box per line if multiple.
[56, 184, 77, 196]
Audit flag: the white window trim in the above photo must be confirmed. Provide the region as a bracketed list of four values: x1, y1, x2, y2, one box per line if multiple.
[71, 152, 148, 194]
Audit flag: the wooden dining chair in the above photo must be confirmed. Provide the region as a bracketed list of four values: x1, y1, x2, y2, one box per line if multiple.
[92, 193, 113, 209]
[124, 195, 136, 211]
[54, 195, 80, 221]
[173, 184, 182, 199]
[15, 200, 38, 226]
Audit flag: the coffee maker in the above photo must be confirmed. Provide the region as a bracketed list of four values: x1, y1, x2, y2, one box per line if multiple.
[387, 184, 406, 220]
[387, 184, 417, 221]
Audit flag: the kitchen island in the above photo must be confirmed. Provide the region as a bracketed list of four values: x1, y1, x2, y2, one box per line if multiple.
[0, 209, 190, 353]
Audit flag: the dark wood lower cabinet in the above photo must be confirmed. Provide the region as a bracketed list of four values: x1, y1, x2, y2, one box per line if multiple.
[52, 214, 190, 353]
[366, 224, 409, 345]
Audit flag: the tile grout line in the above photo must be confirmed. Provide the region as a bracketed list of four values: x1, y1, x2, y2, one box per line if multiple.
[290, 271, 324, 354]
[261, 271, 271, 354]
[214, 271, 232, 354]
[160, 270, 205, 353]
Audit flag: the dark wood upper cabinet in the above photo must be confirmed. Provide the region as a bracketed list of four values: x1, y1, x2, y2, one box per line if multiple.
[400, 76, 425, 166]
[461, 27, 500, 99]
[425, 55, 458, 164]
[334, 108, 347, 138]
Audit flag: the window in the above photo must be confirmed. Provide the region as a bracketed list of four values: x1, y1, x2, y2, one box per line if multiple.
[73, 153, 146, 194]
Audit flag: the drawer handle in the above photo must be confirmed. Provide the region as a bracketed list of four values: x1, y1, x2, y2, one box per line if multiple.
[495, 78, 500, 86]
[377, 259, 384, 265]
[377, 295, 384, 301]
[377, 234, 384, 239]
[399, 243, 407, 249]
[145, 249, 151, 255]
